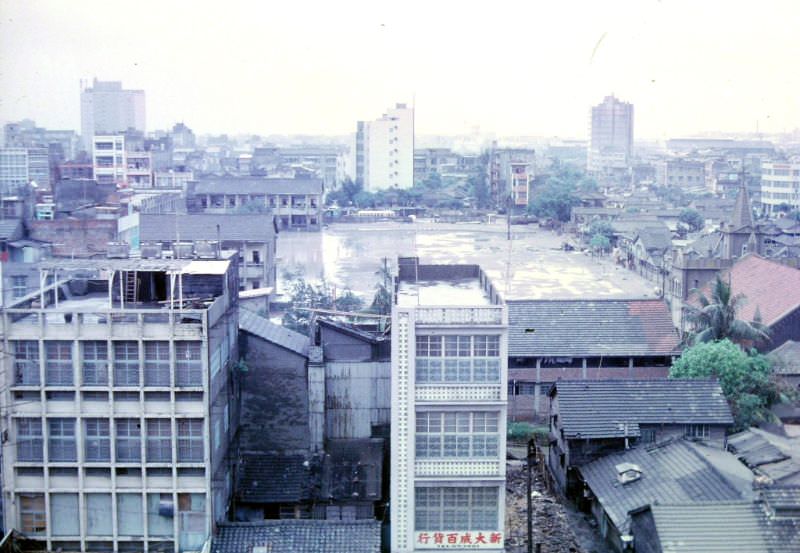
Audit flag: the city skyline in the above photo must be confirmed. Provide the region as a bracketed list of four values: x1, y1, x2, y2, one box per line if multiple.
[1, 0, 799, 140]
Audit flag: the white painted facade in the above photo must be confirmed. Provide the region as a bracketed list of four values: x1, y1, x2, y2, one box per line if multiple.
[358, 104, 414, 191]
[761, 160, 800, 213]
[391, 264, 508, 552]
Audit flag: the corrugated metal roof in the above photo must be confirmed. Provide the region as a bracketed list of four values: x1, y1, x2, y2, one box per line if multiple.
[552, 379, 733, 439]
[139, 213, 276, 242]
[581, 439, 753, 533]
[507, 299, 681, 357]
[239, 309, 309, 357]
[213, 520, 381, 553]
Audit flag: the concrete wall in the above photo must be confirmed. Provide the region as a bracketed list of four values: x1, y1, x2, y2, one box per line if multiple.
[320, 325, 374, 362]
[29, 218, 118, 257]
[239, 331, 310, 454]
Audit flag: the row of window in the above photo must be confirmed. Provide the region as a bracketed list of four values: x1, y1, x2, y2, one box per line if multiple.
[18, 492, 205, 541]
[415, 487, 498, 531]
[416, 358, 501, 384]
[415, 412, 500, 458]
[13, 341, 202, 387]
[17, 418, 204, 463]
[416, 335, 500, 358]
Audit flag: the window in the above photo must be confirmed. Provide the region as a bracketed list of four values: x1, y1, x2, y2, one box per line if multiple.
[51, 494, 80, 535]
[177, 419, 203, 462]
[17, 418, 43, 461]
[685, 424, 710, 439]
[114, 341, 139, 386]
[251, 250, 260, 264]
[82, 342, 109, 385]
[117, 494, 144, 536]
[416, 411, 499, 458]
[415, 487, 498, 531]
[416, 335, 501, 383]
[13, 340, 39, 386]
[147, 419, 172, 463]
[46, 341, 73, 385]
[12, 275, 27, 298]
[148, 494, 174, 537]
[87, 494, 113, 535]
[144, 342, 170, 386]
[84, 419, 111, 462]
[178, 493, 206, 551]
[19, 494, 46, 534]
[115, 419, 141, 462]
[48, 418, 77, 462]
[175, 342, 202, 386]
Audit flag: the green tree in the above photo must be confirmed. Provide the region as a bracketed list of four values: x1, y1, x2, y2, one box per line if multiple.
[589, 233, 611, 254]
[670, 339, 786, 430]
[687, 276, 771, 345]
[281, 277, 365, 334]
[528, 180, 579, 222]
[588, 219, 615, 241]
[370, 258, 393, 315]
[679, 208, 705, 232]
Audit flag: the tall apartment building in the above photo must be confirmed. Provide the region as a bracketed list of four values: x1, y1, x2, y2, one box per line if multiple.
[391, 258, 508, 552]
[93, 135, 153, 188]
[588, 95, 634, 174]
[761, 159, 800, 214]
[1, 251, 240, 553]
[355, 104, 414, 191]
[487, 146, 535, 208]
[81, 80, 146, 152]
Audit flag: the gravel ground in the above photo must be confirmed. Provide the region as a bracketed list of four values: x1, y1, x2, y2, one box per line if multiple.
[504, 459, 614, 553]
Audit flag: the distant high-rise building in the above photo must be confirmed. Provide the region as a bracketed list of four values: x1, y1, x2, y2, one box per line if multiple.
[355, 103, 414, 191]
[588, 95, 633, 174]
[0, 147, 50, 193]
[80, 79, 146, 152]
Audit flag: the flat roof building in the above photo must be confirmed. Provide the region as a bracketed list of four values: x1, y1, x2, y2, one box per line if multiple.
[1, 251, 240, 553]
[391, 258, 508, 552]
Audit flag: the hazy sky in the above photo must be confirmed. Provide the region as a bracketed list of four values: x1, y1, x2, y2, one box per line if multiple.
[1, 0, 798, 140]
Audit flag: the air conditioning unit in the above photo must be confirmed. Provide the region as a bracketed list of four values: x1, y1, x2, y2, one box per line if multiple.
[173, 242, 193, 259]
[140, 243, 161, 259]
[194, 240, 218, 259]
[106, 242, 130, 259]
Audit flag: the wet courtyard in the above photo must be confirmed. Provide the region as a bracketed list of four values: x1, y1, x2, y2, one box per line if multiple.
[276, 220, 656, 301]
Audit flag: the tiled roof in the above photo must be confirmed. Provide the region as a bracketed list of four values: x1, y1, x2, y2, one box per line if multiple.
[139, 213, 276, 242]
[727, 428, 800, 484]
[507, 299, 680, 357]
[728, 429, 789, 467]
[551, 379, 733, 439]
[730, 183, 755, 230]
[770, 341, 800, 375]
[636, 226, 673, 252]
[638, 502, 771, 552]
[762, 486, 800, 512]
[692, 254, 800, 327]
[580, 439, 753, 533]
[194, 176, 323, 195]
[237, 454, 312, 504]
[239, 309, 310, 357]
[213, 520, 381, 553]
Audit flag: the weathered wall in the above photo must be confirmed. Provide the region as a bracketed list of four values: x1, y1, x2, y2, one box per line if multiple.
[29, 218, 118, 257]
[320, 325, 374, 362]
[630, 510, 663, 553]
[240, 331, 309, 454]
[325, 362, 390, 439]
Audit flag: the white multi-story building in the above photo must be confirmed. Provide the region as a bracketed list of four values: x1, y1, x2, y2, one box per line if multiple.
[356, 104, 414, 191]
[81, 80, 146, 152]
[761, 159, 800, 214]
[0, 147, 50, 194]
[93, 135, 152, 189]
[1, 252, 240, 553]
[391, 258, 508, 553]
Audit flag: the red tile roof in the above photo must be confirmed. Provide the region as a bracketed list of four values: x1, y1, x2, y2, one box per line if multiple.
[694, 254, 800, 327]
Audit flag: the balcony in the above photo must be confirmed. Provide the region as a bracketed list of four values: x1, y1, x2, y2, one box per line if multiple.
[414, 306, 503, 325]
[415, 459, 503, 478]
[415, 384, 503, 402]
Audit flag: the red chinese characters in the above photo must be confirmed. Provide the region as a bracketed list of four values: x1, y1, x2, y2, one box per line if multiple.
[415, 531, 503, 547]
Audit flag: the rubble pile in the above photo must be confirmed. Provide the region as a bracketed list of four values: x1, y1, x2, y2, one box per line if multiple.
[505, 461, 585, 553]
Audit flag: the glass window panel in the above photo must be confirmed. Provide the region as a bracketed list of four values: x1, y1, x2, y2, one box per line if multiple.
[86, 494, 112, 535]
[51, 494, 79, 535]
[117, 494, 143, 536]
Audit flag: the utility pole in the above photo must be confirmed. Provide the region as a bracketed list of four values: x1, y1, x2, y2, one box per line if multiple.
[527, 438, 536, 553]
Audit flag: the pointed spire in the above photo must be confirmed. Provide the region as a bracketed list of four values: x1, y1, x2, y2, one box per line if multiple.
[731, 181, 753, 230]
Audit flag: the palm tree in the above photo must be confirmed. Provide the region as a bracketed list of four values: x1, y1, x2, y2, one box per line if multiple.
[687, 275, 771, 345]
